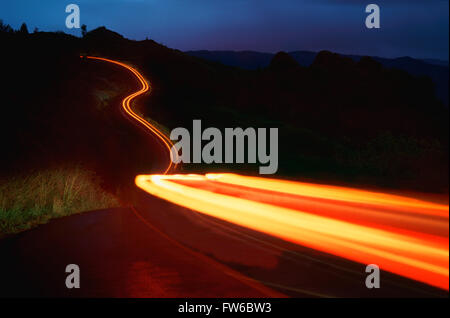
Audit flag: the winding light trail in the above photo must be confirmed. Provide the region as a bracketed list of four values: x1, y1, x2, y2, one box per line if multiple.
[84, 56, 449, 291]
[84, 56, 176, 174]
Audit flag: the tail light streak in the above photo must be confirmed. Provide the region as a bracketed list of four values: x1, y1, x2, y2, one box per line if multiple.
[136, 174, 448, 290]
[84, 56, 449, 291]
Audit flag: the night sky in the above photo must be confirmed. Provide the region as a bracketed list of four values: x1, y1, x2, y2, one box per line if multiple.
[1, 0, 448, 60]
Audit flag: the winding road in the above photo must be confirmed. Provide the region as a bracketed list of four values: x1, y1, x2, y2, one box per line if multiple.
[0, 56, 447, 297]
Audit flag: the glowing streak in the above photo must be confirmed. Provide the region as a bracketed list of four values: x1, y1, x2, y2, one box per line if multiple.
[84, 56, 177, 174]
[205, 174, 447, 216]
[136, 174, 449, 290]
[83, 56, 448, 291]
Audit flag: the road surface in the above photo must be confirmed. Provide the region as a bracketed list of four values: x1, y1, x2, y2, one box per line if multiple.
[0, 56, 447, 297]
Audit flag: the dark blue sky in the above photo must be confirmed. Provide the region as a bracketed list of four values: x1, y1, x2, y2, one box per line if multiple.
[1, 0, 448, 60]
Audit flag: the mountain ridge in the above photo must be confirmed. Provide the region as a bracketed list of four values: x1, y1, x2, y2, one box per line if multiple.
[186, 50, 449, 105]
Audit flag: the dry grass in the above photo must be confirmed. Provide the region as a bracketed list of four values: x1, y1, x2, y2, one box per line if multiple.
[0, 167, 119, 236]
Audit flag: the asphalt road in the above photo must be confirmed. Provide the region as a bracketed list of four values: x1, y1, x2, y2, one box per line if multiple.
[0, 193, 446, 297]
[0, 206, 282, 297]
[0, 56, 447, 298]
[0, 56, 281, 298]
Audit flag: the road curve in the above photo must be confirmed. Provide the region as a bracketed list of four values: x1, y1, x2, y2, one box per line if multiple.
[83, 56, 448, 292]
[80, 56, 284, 296]
[83, 56, 176, 174]
[136, 174, 449, 290]
[0, 57, 281, 298]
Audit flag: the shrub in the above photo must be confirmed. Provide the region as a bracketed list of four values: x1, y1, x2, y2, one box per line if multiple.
[0, 166, 119, 235]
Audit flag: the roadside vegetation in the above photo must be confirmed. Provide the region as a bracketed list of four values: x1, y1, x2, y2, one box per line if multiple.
[0, 167, 119, 236]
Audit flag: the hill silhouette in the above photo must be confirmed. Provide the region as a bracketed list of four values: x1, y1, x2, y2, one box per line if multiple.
[187, 50, 449, 106]
[269, 52, 300, 70]
[0, 25, 448, 193]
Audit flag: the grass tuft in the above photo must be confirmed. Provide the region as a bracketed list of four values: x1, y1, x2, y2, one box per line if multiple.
[0, 167, 119, 236]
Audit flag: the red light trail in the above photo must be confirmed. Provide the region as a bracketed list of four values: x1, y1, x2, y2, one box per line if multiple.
[84, 56, 176, 174]
[85, 56, 449, 291]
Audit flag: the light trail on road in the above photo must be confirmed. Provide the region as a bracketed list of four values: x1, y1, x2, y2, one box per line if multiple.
[83, 56, 177, 174]
[84, 56, 449, 292]
[136, 174, 449, 291]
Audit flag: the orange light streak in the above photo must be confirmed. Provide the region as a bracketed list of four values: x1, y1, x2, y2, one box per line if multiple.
[136, 174, 449, 290]
[83, 56, 448, 291]
[83, 56, 177, 174]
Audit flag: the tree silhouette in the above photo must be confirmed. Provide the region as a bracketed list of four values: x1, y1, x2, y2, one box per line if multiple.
[81, 24, 87, 37]
[19, 23, 29, 34]
[0, 20, 14, 33]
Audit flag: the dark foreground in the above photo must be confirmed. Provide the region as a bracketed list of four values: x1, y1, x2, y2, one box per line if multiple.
[0, 206, 281, 297]
[0, 194, 447, 298]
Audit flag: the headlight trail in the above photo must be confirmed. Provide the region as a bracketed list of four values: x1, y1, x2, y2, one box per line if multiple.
[83, 56, 448, 291]
[136, 174, 449, 291]
[83, 56, 177, 174]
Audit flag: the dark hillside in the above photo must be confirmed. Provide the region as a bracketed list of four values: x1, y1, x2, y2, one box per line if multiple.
[0, 29, 164, 193]
[1, 26, 448, 193]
